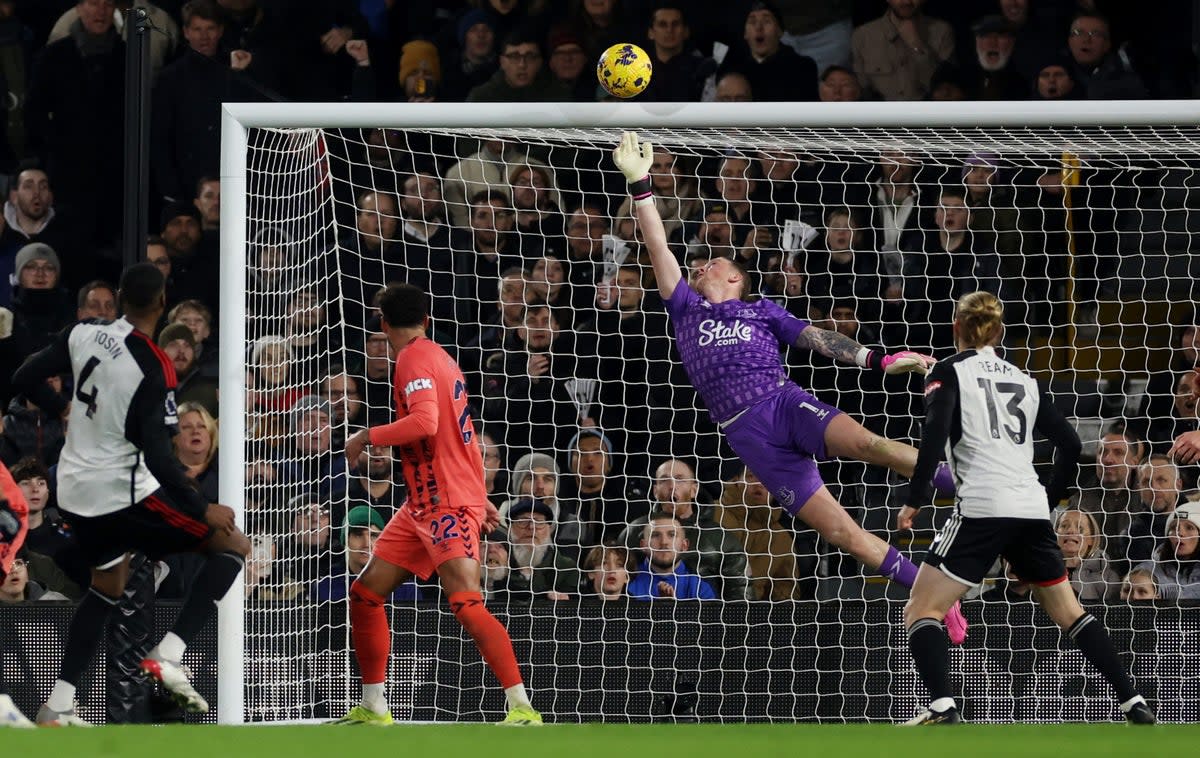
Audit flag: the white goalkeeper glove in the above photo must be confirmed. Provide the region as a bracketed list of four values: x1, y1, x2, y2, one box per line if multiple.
[880, 350, 936, 376]
[612, 131, 653, 184]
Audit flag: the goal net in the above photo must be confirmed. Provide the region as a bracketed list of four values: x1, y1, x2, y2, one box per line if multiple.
[218, 102, 1200, 724]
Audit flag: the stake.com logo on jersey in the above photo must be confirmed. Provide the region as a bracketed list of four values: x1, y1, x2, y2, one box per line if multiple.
[404, 378, 433, 396]
[697, 318, 752, 347]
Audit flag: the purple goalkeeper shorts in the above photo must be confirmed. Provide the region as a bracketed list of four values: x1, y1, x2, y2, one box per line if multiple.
[721, 385, 842, 515]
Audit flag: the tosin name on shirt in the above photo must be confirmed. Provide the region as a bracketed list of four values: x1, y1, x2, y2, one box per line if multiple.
[697, 319, 753, 347]
[978, 359, 1013, 375]
[93, 331, 123, 359]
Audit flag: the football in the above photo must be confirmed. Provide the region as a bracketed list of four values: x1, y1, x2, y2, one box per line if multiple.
[596, 43, 652, 99]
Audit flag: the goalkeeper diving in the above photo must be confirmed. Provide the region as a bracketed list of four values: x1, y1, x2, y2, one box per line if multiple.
[611, 132, 968, 642]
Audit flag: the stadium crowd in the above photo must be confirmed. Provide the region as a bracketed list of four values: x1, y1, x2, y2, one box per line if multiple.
[0, 0, 1197, 612]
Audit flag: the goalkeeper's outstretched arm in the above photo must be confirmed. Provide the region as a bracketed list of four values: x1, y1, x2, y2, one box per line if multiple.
[612, 132, 681, 300]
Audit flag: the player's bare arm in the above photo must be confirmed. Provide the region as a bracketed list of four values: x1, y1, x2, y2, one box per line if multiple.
[792, 325, 867, 364]
[793, 325, 936, 376]
[613, 131, 681, 299]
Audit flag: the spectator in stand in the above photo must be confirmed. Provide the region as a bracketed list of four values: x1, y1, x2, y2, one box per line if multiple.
[398, 170, 457, 342]
[1118, 567, 1159, 602]
[452, 189, 520, 329]
[359, 328, 394, 426]
[1070, 426, 1147, 562]
[628, 513, 715, 600]
[49, 0, 178, 81]
[337, 190, 400, 338]
[193, 176, 220, 259]
[438, 9, 498, 103]
[817, 64, 861, 102]
[713, 70, 753, 102]
[1066, 12, 1147, 100]
[503, 450, 584, 559]
[1147, 371, 1200, 452]
[562, 428, 647, 550]
[172, 401, 218, 503]
[866, 150, 920, 307]
[1056, 508, 1118, 602]
[145, 234, 172, 283]
[0, 374, 66, 466]
[159, 201, 218, 314]
[481, 303, 599, 456]
[0, 243, 73, 403]
[508, 162, 566, 257]
[528, 254, 571, 310]
[851, 0, 954, 101]
[283, 285, 338, 383]
[168, 299, 217, 379]
[581, 543, 631, 600]
[467, 31, 568, 102]
[0, 555, 68, 603]
[322, 369, 366, 437]
[159, 322, 218, 419]
[1142, 317, 1200, 434]
[1030, 56, 1079, 100]
[502, 497, 579, 600]
[1138, 507, 1200, 601]
[398, 40, 441, 102]
[346, 443, 404, 519]
[479, 425, 507, 509]
[313, 506, 420, 602]
[561, 201, 609, 311]
[567, 0, 630, 63]
[901, 186, 1001, 353]
[151, 0, 258, 205]
[480, 527, 510, 600]
[1000, 0, 1064, 82]
[244, 226, 290, 319]
[460, 266, 537, 393]
[593, 263, 683, 474]
[1126, 455, 1184, 565]
[0, 165, 78, 302]
[75, 280, 116, 322]
[716, 465, 810, 601]
[718, 1, 817, 102]
[443, 139, 551, 227]
[26, 0, 124, 247]
[11, 457, 71, 569]
[544, 27, 592, 102]
[264, 493, 334, 602]
[618, 458, 749, 600]
[274, 395, 349, 503]
[962, 14, 1026, 100]
[248, 335, 303, 413]
[804, 207, 889, 328]
[638, 3, 708, 103]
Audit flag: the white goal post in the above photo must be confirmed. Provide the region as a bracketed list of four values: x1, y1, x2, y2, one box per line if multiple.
[218, 101, 1200, 725]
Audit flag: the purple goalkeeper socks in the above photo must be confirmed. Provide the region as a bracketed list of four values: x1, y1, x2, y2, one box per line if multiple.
[932, 461, 956, 494]
[878, 545, 919, 588]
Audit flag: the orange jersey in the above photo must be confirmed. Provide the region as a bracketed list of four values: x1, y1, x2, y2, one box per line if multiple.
[0, 460, 29, 575]
[368, 337, 488, 514]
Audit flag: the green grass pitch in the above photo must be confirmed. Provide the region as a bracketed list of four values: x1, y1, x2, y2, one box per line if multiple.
[4, 723, 1196, 758]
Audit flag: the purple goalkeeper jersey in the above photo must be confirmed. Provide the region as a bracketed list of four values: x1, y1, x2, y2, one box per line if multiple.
[663, 283, 810, 424]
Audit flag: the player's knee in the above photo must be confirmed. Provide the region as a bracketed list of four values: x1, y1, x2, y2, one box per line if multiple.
[903, 601, 943, 629]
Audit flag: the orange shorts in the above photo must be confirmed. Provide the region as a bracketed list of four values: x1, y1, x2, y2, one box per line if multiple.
[372, 504, 482, 580]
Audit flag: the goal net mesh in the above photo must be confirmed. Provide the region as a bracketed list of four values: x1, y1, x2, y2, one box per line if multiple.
[237, 120, 1200, 723]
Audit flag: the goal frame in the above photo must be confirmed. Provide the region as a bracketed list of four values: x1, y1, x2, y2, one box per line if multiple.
[216, 99, 1200, 724]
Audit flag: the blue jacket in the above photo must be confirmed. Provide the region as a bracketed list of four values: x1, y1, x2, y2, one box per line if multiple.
[628, 559, 716, 600]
